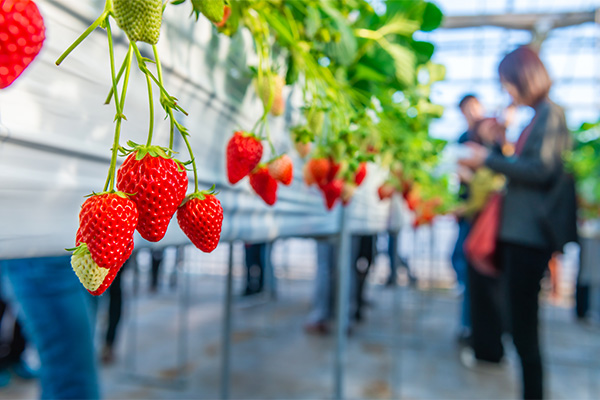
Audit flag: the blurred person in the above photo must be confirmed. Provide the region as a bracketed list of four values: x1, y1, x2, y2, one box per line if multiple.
[0, 256, 100, 399]
[353, 235, 375, 322]
[241, 243, 272, 296]
[304, 238, 356, 335]
[451, 94, 485, 343]
[460, 46, 575, 400]
[457, 117, 508, 363]
[385, 194, 415, 287]
[149, 248, 163, 293]
[99, 254, 134, 365]
[0, 297, 37, 387]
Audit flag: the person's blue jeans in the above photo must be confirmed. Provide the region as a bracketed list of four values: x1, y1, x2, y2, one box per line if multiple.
[451, 219, 471, 330]
[0, 256, 100, 400]
[308, 240, 355, 325]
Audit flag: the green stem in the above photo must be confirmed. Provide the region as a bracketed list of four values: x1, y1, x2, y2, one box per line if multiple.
[174, 110, 198, 193]
[56, 10, 109, 66]
[104, 44, 133, 192]
[105, 53, 129, 105]
[106, 21, 121, 113]
[152, 45, 174, 152]
[144, 73, 155, 146]
[265, 122, 276, 156]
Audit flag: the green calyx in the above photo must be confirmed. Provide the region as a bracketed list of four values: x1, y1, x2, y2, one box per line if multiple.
[121, 141, 173, 160]
[66, 243, 89, 255]
[83, 190, 132, 199]
[179, 184, 218, 206]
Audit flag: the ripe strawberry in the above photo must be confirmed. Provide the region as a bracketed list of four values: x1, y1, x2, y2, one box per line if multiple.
[406, 189, 421, 211]
[75, 192, 138, 270]
[0, 0, 45, 89]
[294, 141, 312, 158]
[192, 0, 224, 23]
[214, 5, 231, 28]
[268, 155, 293, 186]
[113, 0, 162, 45]
[249, 165, 278, 206]
[117, 146, 188, 242]
[307, 157, 330, 186]
[354, 162, 367, 186]
[322, 179, 343, 210]
[71, 242, 131, 296]
[327, 159, 341, 182]
[177, 190, 223, 253]
[226, 131, 263, 184]
[378, 182, 395, 200]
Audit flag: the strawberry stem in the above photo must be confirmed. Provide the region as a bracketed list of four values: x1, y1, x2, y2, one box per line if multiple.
[55, 10, 110, 66]
[144, 74, 155, 146]
[104, 55, 129, 105]
[152, 45, 174, 153]
[104, 43, 133, 192]
[151, 45, 198, 193]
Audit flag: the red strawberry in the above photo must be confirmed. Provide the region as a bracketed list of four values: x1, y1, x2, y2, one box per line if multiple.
[226, 131, 263, 184]
[75, 192, 138, 270]
[0, 0, 45, 89]
[177, 190, 223, 253]
[354, 162, 367, 186]
[307, 157, 330, 186]
[214, 5, 231, 28]
[322, 179, 343, 210]
[268, 154, 293, 186]
[378, 182, 395, 200]
[249, 165, 278, 206]
[327, 158, 341, 182]
[117, 146, 188, 242]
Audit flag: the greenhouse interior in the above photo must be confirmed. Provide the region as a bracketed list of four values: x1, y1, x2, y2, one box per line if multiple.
[0, 0, 599, 399]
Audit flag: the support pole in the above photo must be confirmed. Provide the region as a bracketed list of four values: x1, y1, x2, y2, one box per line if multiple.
[220, 242, 235, 400]
[334, 206, 351, 400]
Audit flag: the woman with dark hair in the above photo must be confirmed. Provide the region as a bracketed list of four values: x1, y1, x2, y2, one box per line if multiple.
[460, 46, 574, 399]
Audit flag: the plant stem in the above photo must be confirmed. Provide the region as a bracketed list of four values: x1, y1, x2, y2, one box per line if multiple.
[104, 44, 133, 192]
[152, 45, 174, 152]
[105, 54, 129, 104]
[56, 10, 109, 66]
[144, 73, 155, 146]
[173, 111, 198, 193]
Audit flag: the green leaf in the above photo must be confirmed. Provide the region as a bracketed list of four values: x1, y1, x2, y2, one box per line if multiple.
[411, 40, 435, 64]
[385, 43, 416, 87]
[420, 2, 444, 32]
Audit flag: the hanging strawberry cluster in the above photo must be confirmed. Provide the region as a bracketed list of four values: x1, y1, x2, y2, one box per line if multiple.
[57, 0, 223, 295]
[176, 0, 452, 212]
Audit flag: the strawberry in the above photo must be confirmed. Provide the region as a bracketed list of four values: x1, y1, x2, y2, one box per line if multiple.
[378, 182, 395, 200]
[307, 157, 330, 186]
[0, 0, 45, 89]
[192, 0, 224, 23]
[113, 0, 162, 45]
[294, 141, 312, 158]
[257, 74, 285, 116]
[303, 162, 316, 186]
[341, 182, 356, 205]
[249, 165, 278, 206]
[75, 192, 138, 270]
[322, 179, 343, 210]
[268, 154, 293, 186]
[71, 242, 131, 296]
[307, 109, 324, 135]
[117, 146, 188, 242]
[326, 159, 341, 182]
[177, 190, 223, 253]
[405, 188, 421, 211]
[354, 162, 367, 186]
[214, 5, 231, 28]
[226, 131, 263, 184]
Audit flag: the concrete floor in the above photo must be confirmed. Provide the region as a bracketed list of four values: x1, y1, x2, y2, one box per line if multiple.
[1, 239, 598, 399]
